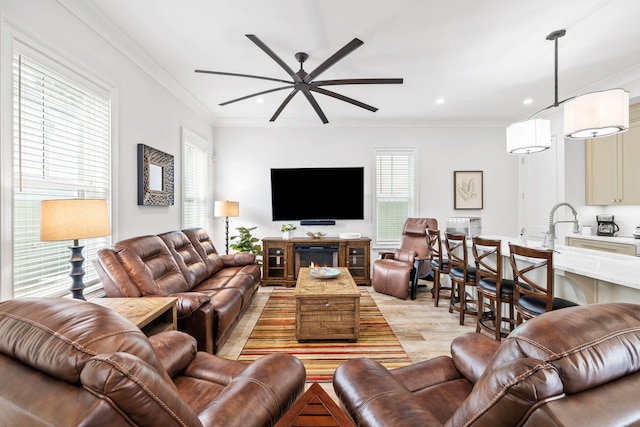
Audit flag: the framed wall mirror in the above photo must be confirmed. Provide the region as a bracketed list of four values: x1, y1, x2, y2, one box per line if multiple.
[137, 144, 174, 206]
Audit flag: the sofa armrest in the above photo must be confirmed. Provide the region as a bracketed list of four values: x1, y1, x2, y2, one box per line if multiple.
[168, 292, 211, 318]
[451, 332, 501, 384]
[391, 355, 463, 393]
[148, 331, 198, 378]
[394, 248, 416, 263]
[377, 251, 394, 259]
[334, 358, 444, 427]
[82, 352, 202, 427]
[194, 353, 306, 427]
[220, 253, 256, 267]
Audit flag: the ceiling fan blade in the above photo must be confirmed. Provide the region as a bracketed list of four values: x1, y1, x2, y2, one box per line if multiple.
[219, 85, 295, 106]
[304, 38, 364, 83]
[301, 90, 329, 124]
[310, 87, 378, 112]
[195, 69, 293, 84]
[246, 34, 302, 83]
[312, 78, 404, 86]
[270, 89, 299, 122]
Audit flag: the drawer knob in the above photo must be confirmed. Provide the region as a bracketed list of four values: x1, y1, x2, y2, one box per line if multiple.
[326, 303, 330, 307]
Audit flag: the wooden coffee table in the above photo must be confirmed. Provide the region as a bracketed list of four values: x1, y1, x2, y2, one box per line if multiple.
[90, 297, 177, 337]
[295, 267, 360, 342]
[275, 382, 355, 427]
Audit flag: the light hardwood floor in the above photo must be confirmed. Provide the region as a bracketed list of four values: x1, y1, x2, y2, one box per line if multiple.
[217, 280, 479, 403]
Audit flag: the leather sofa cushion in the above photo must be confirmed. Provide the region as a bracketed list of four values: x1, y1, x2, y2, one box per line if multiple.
[446, 357, 563, 427]
[113, 236, 190, 295]
[492, 303, 640, 394]
[0, 298, 167, 384]
[148, 331, 198, 378]
[82, 352, 202, 427]
[183, 228, 225, 276]
[160, 231, 210, 288]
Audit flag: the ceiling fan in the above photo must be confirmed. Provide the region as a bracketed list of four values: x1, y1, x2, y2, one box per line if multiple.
[195, 34, 403, 124]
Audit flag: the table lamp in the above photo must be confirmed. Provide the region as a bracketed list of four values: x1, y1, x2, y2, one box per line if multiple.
[40, 199, 111, 300]
[214, 200, 239, 254]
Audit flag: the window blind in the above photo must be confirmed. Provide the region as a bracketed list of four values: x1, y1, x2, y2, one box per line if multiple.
[182, 132, 208, 229]
[375, 149, 416, 245]
[12, 52, 111, 298]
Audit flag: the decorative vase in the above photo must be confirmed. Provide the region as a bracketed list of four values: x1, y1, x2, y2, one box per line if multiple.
[282, 231, 291, 240]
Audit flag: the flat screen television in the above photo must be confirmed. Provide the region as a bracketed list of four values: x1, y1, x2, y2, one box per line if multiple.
[271, 167, 364, 221]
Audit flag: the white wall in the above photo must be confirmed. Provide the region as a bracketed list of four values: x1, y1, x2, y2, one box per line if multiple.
[0, 0, 215, 241]
[212, 125, 520, 251]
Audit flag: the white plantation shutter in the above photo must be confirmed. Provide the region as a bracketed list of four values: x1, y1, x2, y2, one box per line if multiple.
[12, 52, 111, 298]
[375, 149, 417, 245]
[182, 129, 209, 228]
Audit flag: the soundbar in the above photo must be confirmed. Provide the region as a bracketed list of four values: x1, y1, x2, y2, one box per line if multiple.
[300, 220, 336, 226]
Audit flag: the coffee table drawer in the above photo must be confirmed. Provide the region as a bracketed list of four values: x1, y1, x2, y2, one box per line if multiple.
[298, 297, 357, 312]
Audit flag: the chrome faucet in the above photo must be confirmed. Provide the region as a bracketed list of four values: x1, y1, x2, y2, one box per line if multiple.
[544, 202, 580, 250]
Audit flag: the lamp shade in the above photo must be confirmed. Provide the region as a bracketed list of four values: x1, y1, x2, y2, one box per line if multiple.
[564, 89, 629, 139]
[40, 199, 111, 241]
[214, 200, 239, 217]
[506, 118, 552, 154]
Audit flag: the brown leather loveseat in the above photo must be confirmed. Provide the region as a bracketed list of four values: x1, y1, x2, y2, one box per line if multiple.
[333, 302, 640, 426]
[0, 297, 305, 427]
[94, 227, 260, 353]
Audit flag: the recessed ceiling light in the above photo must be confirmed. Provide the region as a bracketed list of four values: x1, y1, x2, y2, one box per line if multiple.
[436, 98, 445, 105]
[523, 98, 533, 105]
[256, 97, 264, 104]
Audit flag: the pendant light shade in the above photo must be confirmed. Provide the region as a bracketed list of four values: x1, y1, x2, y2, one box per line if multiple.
[563, 89, 629, 139]
[506, 118, 551, 154]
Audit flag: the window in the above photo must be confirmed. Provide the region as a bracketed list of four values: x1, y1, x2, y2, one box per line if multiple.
[374, 148, 417, 245]
[182, 128, 209, 229]
[12, 51, 111, 298]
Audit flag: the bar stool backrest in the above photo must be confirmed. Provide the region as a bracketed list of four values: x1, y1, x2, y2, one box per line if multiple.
[508, 243, 555, 313]
[445, 233, 468, 272]
[472, 236, 502, 282]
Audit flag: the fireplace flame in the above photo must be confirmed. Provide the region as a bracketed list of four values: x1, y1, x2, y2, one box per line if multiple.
[309, 262, 328, 268]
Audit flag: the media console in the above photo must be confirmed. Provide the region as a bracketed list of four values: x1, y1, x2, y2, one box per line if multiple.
[262, 236, 371, 287]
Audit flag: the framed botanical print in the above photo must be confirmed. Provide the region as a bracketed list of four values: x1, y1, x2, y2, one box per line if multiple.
[454, 170, 483, 210]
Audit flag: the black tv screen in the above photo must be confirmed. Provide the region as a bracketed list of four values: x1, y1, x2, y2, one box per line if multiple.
[271, 167, 364, 221]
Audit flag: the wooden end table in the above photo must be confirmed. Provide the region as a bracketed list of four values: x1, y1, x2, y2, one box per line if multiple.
[275, 382, 355, 427]
[295, 267, 360, 342]
[90, 297, 177, 337]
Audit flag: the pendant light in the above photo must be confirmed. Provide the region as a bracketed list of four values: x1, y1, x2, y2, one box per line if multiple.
[564, 88, 629, 139]
[506, 29, 629, 153]
[506, 30, 566, 154]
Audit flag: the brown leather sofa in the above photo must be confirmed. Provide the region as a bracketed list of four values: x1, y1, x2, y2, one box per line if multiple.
[94, 227, 260, 353]
[333, 302, 640, 426]
[0, 297, 305, 427]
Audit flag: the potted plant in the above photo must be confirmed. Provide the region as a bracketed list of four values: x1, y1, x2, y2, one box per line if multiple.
[229, 226, 263, 265]
[281, 223, 297, 240]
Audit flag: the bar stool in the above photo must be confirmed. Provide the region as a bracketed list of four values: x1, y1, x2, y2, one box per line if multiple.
[472, 236, 516, 341]
[445, 233, 477, 325]
[427, 229, 450, 307]
[508, 243, 578, 324]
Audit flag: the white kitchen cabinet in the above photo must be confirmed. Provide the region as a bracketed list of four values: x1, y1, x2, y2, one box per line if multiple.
[585, 103, 640, 205]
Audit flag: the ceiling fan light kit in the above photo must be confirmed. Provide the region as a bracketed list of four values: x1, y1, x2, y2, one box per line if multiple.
[563, 88, 629, 139]
[196, 34, 403, 124]
[506, 29, 629, 154]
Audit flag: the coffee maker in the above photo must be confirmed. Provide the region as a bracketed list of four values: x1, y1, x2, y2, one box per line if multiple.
[596, 214, 620, 236]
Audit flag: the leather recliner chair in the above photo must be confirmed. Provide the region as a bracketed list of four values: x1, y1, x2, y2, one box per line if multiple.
[372, 218, 437, 300]
[0, 297, 306, 427]
[333, 302, 640, 426]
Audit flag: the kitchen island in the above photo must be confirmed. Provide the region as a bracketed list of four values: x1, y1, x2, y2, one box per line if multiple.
[480, 236, 640, 304]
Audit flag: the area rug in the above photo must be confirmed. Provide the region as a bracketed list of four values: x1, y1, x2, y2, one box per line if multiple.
[238, 287, 411, 382]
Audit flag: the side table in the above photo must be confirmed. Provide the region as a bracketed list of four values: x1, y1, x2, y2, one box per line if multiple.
[90, 297, 177, 337]
[275, 382, 355, 427]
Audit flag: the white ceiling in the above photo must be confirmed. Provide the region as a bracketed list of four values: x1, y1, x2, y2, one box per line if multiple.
[66, 0, 640, 127]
